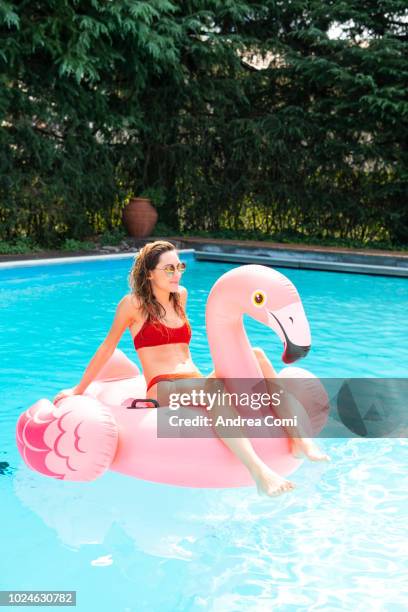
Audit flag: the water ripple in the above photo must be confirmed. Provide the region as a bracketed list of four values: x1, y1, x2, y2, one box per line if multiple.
[1, 258, 408, 611]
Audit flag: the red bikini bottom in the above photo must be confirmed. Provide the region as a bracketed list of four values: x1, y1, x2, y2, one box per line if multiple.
[146, 371, 204, 392]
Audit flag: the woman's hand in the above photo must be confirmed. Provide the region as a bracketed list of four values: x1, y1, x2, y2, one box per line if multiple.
[53, 387, 79, 406]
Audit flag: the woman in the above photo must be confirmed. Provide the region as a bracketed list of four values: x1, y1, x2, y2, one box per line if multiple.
[54, 240, 329, 497]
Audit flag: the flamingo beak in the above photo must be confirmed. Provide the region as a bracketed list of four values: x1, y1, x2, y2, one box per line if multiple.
[267, 310, 311, 363]
[282, 338, 311, 363]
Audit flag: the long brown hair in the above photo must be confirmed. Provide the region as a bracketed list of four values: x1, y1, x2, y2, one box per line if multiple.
[128, 241, 186, 323]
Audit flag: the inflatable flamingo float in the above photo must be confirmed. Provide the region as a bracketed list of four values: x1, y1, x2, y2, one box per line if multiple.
[16, 265, 328, 486]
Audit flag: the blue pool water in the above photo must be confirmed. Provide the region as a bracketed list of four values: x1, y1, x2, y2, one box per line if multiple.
[1, 254, 407, 611]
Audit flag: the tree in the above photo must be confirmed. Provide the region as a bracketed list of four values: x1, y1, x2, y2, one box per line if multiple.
[1, 0, 407, 246]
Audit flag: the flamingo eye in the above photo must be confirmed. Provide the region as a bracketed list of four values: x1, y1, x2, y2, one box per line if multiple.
[252, 290, 266, 308]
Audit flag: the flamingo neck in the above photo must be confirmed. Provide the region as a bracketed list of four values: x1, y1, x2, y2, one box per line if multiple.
[206, 312, 264, 379]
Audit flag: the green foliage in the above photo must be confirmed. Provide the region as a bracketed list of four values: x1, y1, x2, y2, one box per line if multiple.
[61, 238, 95, 252]
[139, 186, 167, 209]
[99, 228, 126, 246]
[0, 238, 42, 254]
[151, 221, 176, 237]
[0, 1, 407, 248]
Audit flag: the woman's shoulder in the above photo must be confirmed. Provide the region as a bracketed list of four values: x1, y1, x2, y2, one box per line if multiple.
[121, 293, 143, 323]
[178, 285, 188, 306]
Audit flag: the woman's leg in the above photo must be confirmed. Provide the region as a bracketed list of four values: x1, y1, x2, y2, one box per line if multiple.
[251, 347, 330, 461]
[204, 376, 296, 497]
[165, 375, 296, 497]
[207, 347, 329, 461]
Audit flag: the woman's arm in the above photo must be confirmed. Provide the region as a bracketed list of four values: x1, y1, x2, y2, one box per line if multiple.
[54, 295, 135, 403]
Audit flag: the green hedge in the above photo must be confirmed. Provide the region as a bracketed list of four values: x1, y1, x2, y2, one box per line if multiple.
[1, 1, 407, 247]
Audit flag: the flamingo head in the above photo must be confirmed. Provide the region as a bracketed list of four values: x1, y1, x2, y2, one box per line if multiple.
[238, 266, 312, 363]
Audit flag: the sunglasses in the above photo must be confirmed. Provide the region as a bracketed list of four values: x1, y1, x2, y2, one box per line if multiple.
[156, 262, 187, 277]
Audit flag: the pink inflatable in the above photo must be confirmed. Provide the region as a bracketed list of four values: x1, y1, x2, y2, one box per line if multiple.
[16, 265, 328, 487]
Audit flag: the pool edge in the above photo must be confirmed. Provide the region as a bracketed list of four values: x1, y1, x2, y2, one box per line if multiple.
[0, 249, 196, 270]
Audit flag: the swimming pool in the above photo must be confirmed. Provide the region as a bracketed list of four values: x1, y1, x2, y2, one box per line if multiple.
[1, 254, 407, 611]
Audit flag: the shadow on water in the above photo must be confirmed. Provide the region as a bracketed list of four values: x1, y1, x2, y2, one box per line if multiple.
[0, 461, 11, 475]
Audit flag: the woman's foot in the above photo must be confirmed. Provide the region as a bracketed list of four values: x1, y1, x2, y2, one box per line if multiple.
[290, 437, 330, 461]
[250, 463, 295, 497]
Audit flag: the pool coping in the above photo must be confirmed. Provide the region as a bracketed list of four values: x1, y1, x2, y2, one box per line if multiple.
[168, 235, 408, 258]
[0, 235, 407, 277]
[169, 238, 408, 278]
[167, 237, 408, 278]
[194, 251, 408, 277]
[0, 249, 195, 270]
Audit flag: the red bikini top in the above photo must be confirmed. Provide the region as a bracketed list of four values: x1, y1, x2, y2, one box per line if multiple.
[133, 317, 192, 350]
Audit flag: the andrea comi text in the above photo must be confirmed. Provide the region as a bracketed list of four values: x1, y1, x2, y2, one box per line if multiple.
[167, 413, 298, 429]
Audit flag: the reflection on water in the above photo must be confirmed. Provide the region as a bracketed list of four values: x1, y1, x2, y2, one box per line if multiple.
[13, 459, 327, 560]
[10, 440, 408, 611]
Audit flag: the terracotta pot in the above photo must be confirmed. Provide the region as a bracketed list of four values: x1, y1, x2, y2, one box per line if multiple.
[122, 197, 158, 238]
